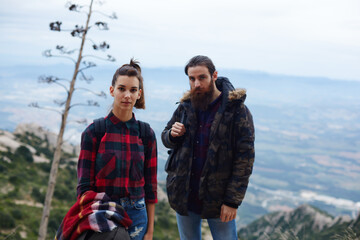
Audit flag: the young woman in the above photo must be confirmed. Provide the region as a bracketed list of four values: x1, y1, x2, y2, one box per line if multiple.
[77, 59, 157, 240]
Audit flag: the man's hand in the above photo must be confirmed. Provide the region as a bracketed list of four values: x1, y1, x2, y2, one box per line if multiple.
[220, 204, 237, 222]
[170, 122, 186, 137]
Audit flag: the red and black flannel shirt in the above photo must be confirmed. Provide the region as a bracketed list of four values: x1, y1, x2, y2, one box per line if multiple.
[77, 111, 158, 204]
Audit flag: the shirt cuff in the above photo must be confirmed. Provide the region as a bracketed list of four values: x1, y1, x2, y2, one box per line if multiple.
[145, 198, 158, 204]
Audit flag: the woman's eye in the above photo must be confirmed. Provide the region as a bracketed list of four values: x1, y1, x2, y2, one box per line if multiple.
[131, 89, 137, 93]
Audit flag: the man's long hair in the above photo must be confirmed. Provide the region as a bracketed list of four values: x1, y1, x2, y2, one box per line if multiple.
[185, 55, 216, 76]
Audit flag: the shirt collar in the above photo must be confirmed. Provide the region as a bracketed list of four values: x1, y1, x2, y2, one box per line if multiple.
[209, 93, 222, 108]
[108, 111, 138, 130]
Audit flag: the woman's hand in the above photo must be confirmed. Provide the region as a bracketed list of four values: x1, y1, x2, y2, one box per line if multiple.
[143, 231, 153, 240]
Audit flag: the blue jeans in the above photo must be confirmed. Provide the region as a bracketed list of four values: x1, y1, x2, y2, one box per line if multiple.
[176, 211, 237, 240]
[118, 198, 148, 240]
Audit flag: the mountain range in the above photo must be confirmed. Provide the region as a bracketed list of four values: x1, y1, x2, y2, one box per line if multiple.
[1, 124, 359, 239]
[238, 204, 360, 240]
[1, 64, 360, 228]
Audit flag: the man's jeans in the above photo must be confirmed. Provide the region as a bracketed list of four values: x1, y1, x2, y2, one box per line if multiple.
[176, 211, 238, 240]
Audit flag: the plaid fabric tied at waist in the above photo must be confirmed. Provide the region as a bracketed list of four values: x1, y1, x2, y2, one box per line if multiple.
[55, 191, 132, 240]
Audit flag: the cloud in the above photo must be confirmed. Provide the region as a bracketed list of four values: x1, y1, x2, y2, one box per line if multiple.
[3, 106, 61, 132]
[1, 81, 65, 105]
[0, 0, 360, 80]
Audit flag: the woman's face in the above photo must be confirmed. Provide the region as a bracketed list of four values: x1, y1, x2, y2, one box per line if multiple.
[110, 75, 141, 112]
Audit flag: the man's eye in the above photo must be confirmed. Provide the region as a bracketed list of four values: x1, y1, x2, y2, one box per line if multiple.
[118, 87, 125, 91]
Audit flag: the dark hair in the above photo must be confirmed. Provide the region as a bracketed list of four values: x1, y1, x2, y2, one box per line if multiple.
[184, 55, 216, 76]
[112, 58, 145, 109]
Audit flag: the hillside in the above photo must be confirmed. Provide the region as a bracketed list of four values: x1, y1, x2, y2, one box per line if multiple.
[238, 204, 360, 240]
[0, 125, 179, 240]
[2, 65, 360, 228]
[1, 123, 359, 240]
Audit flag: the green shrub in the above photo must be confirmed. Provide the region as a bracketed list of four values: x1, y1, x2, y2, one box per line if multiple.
[0, 211, 16, 228]
[0, 161, 7, 172]
[15, 145, 34, 163]
[7, 187, 20, 198]
[38, 162, 51, 172]
[48, 209, 67, 234]
[9, 175, 21, 185]
[0, 231, 22, 240]
[11, 209, 23, 220]
[31, 187, 45, 203]
[54, 184, 75, 201]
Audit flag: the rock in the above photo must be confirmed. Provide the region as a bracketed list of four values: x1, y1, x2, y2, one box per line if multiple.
[14, 123, 76, 154]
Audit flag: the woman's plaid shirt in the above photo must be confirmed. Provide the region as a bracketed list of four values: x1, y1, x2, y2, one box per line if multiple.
[77, 112, 158, 204]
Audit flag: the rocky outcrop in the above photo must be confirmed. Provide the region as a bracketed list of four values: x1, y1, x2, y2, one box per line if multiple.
[1, 123, 79, 164]
[14, 123, 77, 155]
[238, 204, 357, 240]
[0, 129, 36, 153]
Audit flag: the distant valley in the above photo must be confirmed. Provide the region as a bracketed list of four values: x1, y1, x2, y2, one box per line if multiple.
[1, 65, 359, 228]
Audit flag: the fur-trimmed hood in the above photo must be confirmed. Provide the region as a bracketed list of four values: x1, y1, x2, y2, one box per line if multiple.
[180, 76, 247, 103]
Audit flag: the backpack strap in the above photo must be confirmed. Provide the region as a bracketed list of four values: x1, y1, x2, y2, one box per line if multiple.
[93, 118, 106, 150]
[138, 120, 151, 156]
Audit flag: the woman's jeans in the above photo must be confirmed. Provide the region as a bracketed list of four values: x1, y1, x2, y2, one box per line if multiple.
[118, 198, 148, 240]
[176, 211, 238, 240]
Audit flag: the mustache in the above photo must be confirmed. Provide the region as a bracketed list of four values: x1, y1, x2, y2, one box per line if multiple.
[190, 86, 202, 94]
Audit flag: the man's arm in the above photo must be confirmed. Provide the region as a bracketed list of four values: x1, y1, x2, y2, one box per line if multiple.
[223, 104, 255, 208]
[161, 104, 186, 148]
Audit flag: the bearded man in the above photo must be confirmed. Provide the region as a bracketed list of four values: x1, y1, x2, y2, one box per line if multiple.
[161, 55, 255, 240]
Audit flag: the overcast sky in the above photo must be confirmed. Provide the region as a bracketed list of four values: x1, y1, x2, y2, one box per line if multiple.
[0, 0, 360, 80]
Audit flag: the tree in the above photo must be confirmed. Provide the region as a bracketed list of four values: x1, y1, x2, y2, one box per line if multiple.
[30, 1, 117, 239]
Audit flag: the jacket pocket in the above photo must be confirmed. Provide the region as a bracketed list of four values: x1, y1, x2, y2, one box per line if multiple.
[134, 198, 146, 210]
[206, 178, 227, 202]
[165, 149, 177, 172]
[166, 174, 187, 207]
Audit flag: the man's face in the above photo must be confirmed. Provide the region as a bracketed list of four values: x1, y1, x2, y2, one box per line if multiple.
[188, 65, 217, 94]
[188, 65, 218, 110]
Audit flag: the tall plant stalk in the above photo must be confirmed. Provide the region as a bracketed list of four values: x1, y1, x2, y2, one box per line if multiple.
[37, 1, 95, 239]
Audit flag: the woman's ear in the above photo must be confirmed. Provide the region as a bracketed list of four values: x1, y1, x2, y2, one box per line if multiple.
[110, 85, 114, 97]
[137, 88, 142, 99]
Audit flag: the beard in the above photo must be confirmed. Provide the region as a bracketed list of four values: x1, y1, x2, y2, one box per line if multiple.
[190, 79, 215, 111]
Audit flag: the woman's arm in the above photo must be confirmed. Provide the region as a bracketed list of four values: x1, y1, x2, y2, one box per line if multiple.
[144, 203, 155, 240]
[143, 127, 158, 203]
[76, 124, 97, 198]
